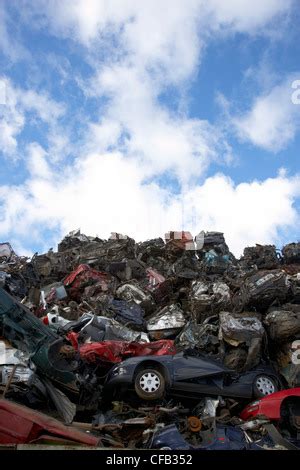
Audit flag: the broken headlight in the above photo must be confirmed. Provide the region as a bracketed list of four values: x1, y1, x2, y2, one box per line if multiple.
[112, 366, 127, 376]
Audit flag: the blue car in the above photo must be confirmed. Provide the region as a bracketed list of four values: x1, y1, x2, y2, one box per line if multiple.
[104, 351, 281, 401]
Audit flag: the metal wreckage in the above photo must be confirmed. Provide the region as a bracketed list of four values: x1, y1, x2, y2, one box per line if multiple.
[0, 230, 300, 450]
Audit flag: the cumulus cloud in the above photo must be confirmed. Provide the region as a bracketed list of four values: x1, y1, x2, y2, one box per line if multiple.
[232, 75, 300, 152]
[24, 0, 292, 182]
[21, 0, 204, 83]
[84, 64, 232, 184]
[204, 0, 292, 34]
[0, 4, 29, 61]
[184, 172, 300, 254]
[0, 151, 299, 256]
[26, 143, 52, 179]
[0, 78, 66, 157]
[0, 0, 299, 256]
[0, 79, 25, 155]
[24, 1, 293, 52]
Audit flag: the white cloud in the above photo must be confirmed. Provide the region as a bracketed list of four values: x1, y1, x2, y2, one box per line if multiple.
[183, 172, 300, 255]
[0, 79, 5, 105]
[24, 0, 203, 84]
[0, 0, 298, 258]
[20, 89, 65, 124]
[88, 119, 122, 154]
[24, 0, 292, 183]
[20, 0, 294, 85]
[233, 76, 300, 151]
[0, 78, 66, 157]
[204, 0, 292, 34]
[0, 154, 299, 256]
[0, 4, 29, 61]
[26, 143, 52, 179]
[0, 78, 25, 155]
[10, 0, 295, 176]
[85, 63, 231, 184]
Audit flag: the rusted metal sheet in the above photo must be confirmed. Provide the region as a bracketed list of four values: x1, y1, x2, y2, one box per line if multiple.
[0, 400, 101, 446]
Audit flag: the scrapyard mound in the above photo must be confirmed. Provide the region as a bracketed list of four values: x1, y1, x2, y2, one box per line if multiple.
[0, 230, 300, 450]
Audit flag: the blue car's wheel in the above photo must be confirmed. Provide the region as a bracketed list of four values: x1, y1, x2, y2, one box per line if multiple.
[134, 369, 165, 400]
[253, 375, 278, 398]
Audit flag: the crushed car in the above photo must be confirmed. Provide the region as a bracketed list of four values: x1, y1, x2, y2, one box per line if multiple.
[104, 351, 281, 401]
[1, 229, 300, 449]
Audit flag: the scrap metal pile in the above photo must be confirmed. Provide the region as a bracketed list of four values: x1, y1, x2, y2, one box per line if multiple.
[0, 230, 300, 449]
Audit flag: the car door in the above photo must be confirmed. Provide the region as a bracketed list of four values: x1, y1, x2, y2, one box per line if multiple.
[171, 353, 227, 397]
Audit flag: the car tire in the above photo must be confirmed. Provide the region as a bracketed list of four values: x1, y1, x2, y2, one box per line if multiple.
[134, 368, 165, 400]
[253, 375, 278, 398]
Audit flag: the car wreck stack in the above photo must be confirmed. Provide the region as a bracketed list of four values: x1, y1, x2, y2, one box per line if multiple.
[0, 230, 300, 449]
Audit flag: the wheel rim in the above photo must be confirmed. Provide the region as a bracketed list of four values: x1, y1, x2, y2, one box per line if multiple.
[139, 372, 160, 393]
[256, 377, 275, 395]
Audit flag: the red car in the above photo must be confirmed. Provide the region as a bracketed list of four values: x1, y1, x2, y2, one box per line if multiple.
[240, 388, 300, 434]
[0, 399, 101, 446]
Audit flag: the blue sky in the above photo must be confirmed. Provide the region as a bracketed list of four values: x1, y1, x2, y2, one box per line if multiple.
[0, 0, 300, 256]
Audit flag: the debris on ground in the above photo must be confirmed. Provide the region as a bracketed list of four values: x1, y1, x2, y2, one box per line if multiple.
[0, 229, 300, 449]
